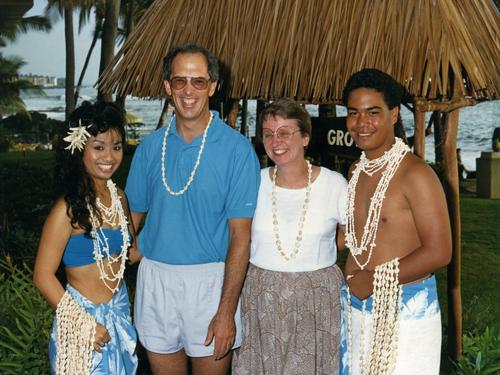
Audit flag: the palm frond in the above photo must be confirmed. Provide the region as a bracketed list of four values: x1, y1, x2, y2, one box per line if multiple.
[0, 16, 52, 43]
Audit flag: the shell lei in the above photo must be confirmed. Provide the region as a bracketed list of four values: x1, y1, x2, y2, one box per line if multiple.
[345, 137, 410, 270]
[56, 291, 96, 375]
[88, 179, 130, 294]
[346, 259, 402, 375]
[161, 112, 213, 196]
[271, 160, 312, 260]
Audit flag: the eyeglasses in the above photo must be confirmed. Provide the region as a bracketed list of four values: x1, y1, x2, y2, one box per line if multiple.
[262, 127, 301, 141]
[169, 76, 211, 90]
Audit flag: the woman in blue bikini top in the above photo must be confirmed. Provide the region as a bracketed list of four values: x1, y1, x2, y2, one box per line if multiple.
[33, 101, 141, 374]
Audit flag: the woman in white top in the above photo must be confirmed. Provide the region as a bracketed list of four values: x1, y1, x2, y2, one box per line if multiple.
[233, 98, 347, 375]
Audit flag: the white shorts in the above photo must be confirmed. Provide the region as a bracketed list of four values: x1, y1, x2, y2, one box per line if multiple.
[134, 257, 242, 357]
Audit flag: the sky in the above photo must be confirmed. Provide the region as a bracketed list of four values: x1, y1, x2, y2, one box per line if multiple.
[4, 0, 100, 85]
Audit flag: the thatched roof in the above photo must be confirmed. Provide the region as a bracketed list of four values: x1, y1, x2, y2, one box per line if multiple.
[99, 0, 500, 103]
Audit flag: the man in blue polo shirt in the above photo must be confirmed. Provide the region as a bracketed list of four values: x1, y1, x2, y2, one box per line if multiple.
[125, 43, 260, 375]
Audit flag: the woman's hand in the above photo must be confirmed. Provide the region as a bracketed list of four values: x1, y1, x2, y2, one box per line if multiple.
[127, 246, 143, 264]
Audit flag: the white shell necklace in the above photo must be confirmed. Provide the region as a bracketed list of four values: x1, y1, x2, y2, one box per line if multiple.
[96, 194, 119, 226]
[345, 137, 409, 270]
[271, 160, 312, 260]
[161, 111, 213, 196]
[88, 179, 130, 293]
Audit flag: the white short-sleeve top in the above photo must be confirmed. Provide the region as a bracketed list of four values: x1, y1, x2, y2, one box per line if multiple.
[250, 166, 348, 272]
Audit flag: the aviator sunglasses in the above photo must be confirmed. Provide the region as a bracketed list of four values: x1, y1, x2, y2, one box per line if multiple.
[169, 76, 211, 90]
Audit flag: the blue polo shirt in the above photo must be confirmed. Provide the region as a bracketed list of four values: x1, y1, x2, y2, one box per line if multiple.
[125, 112, 260, 264]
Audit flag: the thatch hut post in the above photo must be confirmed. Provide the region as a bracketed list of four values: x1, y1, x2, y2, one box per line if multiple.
[413, 101, 426, 158]
[256, 100, 266, 139]
[227, 99, 239, 128]
[414, 98, 478, 358]
[240, 99, 248, 136]
[443, 108, 462, 358]
[319, 104, 337, 118]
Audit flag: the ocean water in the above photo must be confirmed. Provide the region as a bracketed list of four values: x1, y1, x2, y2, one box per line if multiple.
[22, 87, 499, 171]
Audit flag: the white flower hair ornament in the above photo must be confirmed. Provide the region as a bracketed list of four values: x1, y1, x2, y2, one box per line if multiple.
[63, 120, 92, 154]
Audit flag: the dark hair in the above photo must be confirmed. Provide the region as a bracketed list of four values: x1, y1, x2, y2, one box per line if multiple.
[342, 69, 409, 143]
[342, 68, 404, 109]
[163, 43, 220, 81]
[60, 101, 126, 232]
[259, 98, 312, 138]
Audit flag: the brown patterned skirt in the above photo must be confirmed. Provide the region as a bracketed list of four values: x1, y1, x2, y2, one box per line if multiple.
[232, 263, 343, 375]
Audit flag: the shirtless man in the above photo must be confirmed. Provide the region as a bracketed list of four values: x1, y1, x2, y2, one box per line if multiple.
[339, 69, 452, 375]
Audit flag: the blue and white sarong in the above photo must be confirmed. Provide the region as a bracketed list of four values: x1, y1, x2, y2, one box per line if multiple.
[49, 283, 138, 374]
[340, 275, 442, 375]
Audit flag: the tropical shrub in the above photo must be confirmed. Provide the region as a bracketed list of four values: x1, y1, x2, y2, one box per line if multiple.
[0, 161, 54, 264]
[451, 327, 500, 374]
[0, 256, 52, 374]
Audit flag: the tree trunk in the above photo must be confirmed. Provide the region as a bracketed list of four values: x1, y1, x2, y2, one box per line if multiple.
[64, 4, 75, 119]
[116, 0, 136, 109]
[75, 18, 102, 106]
[97, 0, 121, 102]
[156, 98, 170, 129]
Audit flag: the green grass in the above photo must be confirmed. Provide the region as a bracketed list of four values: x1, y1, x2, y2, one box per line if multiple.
[437, 196, 500, 333]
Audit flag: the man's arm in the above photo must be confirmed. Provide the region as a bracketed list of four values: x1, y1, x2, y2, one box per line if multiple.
[397, 161, 452, 282]
[204, 217, 251, 359]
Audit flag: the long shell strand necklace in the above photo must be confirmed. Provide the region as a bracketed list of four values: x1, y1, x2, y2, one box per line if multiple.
[346, 259, 402, 375]
[345, 137, 410, 270]
[161, 112, 213, 196]
[271, 160, 312, 260]
[88, 179, 130, 293]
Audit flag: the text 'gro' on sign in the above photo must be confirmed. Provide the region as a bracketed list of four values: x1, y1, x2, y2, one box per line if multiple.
[310, 117, 361, 159]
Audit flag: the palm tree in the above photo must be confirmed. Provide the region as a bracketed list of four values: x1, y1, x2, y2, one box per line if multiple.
[74, 3, 104, 106]
[46, 0, 75, 119]
[115, 0, 154, 109]
[0, 14, 51, 116]
[47, 0, 153, 110]
[0, 15, 51, 47]
[97, 0, 120, 102]
[0, 55, 38, 116]
[45, 0, 93, 119]
[98, 0, 154, 103]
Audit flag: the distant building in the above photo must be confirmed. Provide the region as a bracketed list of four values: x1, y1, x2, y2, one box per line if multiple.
[20, 74, 63, 88]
